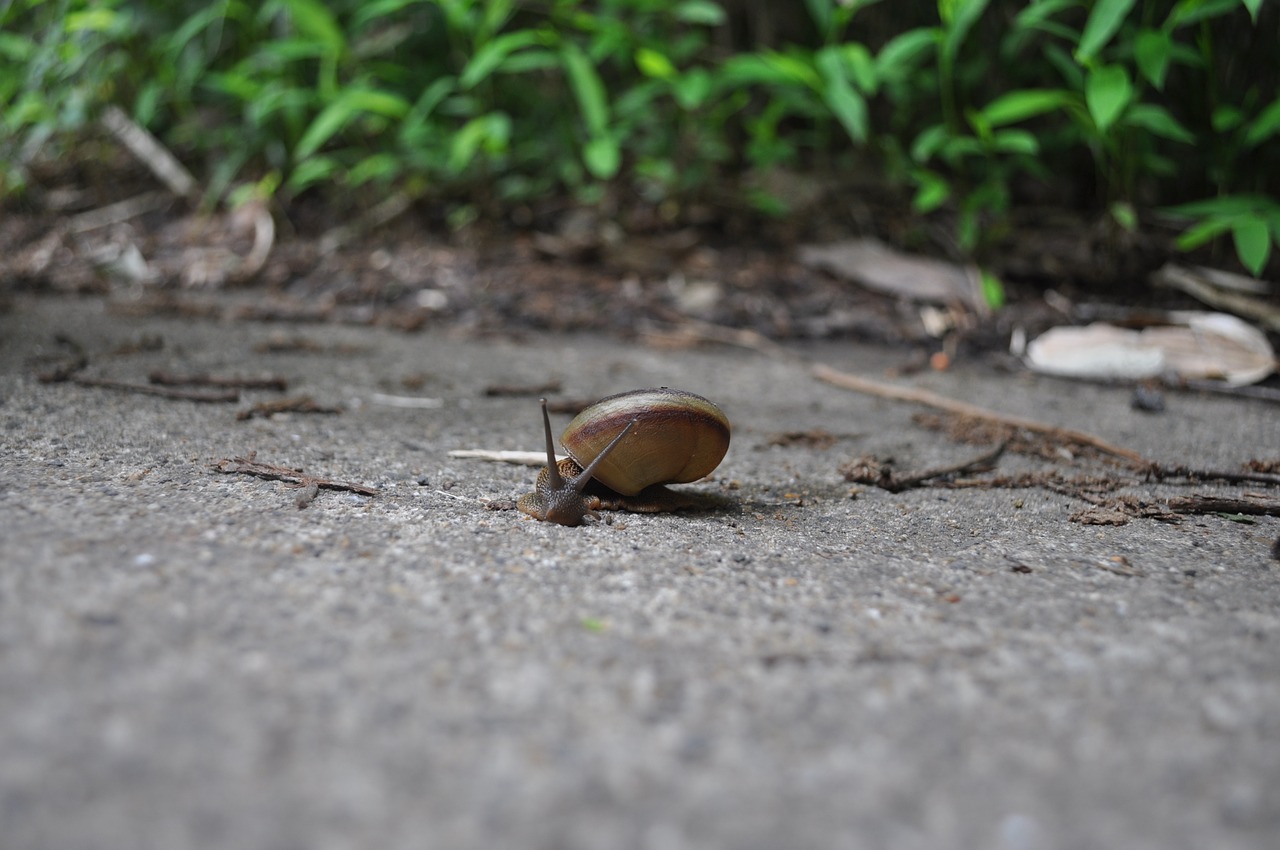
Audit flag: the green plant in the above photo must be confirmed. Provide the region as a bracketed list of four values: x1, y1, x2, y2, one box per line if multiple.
[2, 0, 1277, 284]
[1166, 193, 1280, 276]
[0, 0, 135, 195]
[888, 0, 1277, 271]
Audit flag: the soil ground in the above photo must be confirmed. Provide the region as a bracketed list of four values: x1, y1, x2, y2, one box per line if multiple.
[2, 291, 1278, 850]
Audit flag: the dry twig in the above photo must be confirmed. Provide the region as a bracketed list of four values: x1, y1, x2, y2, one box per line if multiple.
[42, 372, 239, 402]
[149, 370, 288, 391]
[211, 452, 377, 498]
[1166, 494, 1280, 517]
[484, 380, 563, 397]
[1152, 465, 1280, 488]
[100, 105, 198, 201]
[841, 444, 1007, 492]
[812, 362, 1152, 467]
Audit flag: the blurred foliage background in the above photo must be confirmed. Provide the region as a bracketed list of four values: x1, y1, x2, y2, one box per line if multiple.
[2, 0, 1278, 276]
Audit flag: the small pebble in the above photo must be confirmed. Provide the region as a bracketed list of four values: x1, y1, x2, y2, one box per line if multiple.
[1130, 382, 1165, 412]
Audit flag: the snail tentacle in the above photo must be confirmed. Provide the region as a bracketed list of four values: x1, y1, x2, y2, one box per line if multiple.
[517, 400, 638, 526]
[539, 398, 565, 492]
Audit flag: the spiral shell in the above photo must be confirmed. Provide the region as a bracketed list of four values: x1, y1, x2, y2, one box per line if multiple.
[561, 388, 730, 496]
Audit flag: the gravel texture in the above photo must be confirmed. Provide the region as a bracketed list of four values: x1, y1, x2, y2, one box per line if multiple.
[2, 295, 1278, 850]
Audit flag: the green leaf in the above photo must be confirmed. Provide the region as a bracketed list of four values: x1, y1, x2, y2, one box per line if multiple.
[1124, 103, 1195, 143]
[348, 152, 401, 186]
[1211, 106, 1243, 133]
[980, 270, 1006, 309]
[912, 171, 951, 213]
[64, 8, 126, 33]
[875, 28, 940, 83]
[938, 134, 985, 163]
[460, 30, 545, 89]
[583, 136, 620, 179]
[822, 78, 868, 144]
[295, 88, 410, 159]
[1043, 43, 1085, 90]
[717, 55, 788, 88]
[911, 124, 950, 163]
[134, 82, 162, 127]
[561, 41, 609, 136]
[1110, 201, 1138, 231]
[1242, 0, 1263, 22]
[280, 0, 345, 57]
[1166, 0, 1241, 29]
[1232, 217, 1271, 276]
[353, 0, 429, 30]
[0, 32, 34, 62]
[816, 47, 868, 143]
[839, 43, 878, 94]
[162, 4, 226, 62]
[674, 0, 727, 26]
[1167, 194, 1274, 219]
[1175, 216, 1234, 250]
[494, 51, 559, 74]
[992, 129, 1039, 154]
[1076, 0, 1136, 62]
[1013, 0, 1081, 33]
[241, 37, 330, 68]
[718, 51, 822, 91]
[765, 52, 824, 90]
[287, 155, 340, 193]
[940, 0, 990, 62]
[479, 0, 516, 41]
[398, 76, 455, 145]
[1242, 97, 1280, 148]
[1085, 65, 1132, 133]
[203, 71, 262, 103]
[673, 68, 713, 110]
[448, 112, 511, 173]
[981, 89, 1075, 126]
[1134, 28, 1171, 89]
[635, 47, 678, 81]
[806, 0, 833, 39]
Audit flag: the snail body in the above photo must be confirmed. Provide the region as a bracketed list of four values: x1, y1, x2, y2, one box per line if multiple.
[517, 388, 731, 526]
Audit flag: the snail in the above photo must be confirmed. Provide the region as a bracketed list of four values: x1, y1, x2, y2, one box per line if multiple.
[517, 388, 731, 526]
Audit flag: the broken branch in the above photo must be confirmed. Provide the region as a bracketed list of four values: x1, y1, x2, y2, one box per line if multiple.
[42, 372, 238, 402]
[842, 444, 1007, 492]
[149, 370, 288, 391]
[211, 453, 378, 498]
[812, 361, 1152, 467]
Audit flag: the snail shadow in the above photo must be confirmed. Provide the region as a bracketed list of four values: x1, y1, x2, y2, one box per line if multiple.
[594, 483, 740, 518]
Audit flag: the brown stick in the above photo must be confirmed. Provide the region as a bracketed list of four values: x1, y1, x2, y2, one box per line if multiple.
[211, 453, 378, 497]
[66, 375, 239, 403]
[812, 362, 1152, 467]
[149, 370, 289, 392]
[1153, 466, 1280, 487]
[844, 444, 1007, 493]
[100, 105, 198, 201]
[1165, 495, 1280, 517]
[483, 380, 563, 397]
[887, 443, 1007, 491]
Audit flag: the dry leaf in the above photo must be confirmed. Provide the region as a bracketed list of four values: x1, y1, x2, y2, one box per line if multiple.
[1025, 312, 1276, 386]
[798, 238, 984, 312]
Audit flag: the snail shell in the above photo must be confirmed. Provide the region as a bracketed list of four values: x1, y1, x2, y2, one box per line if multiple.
[562, 388, 730, 496]
[517, 388, 731, 525]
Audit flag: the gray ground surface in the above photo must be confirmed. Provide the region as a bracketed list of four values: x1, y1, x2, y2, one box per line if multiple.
[2, 294, 1278, 850]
